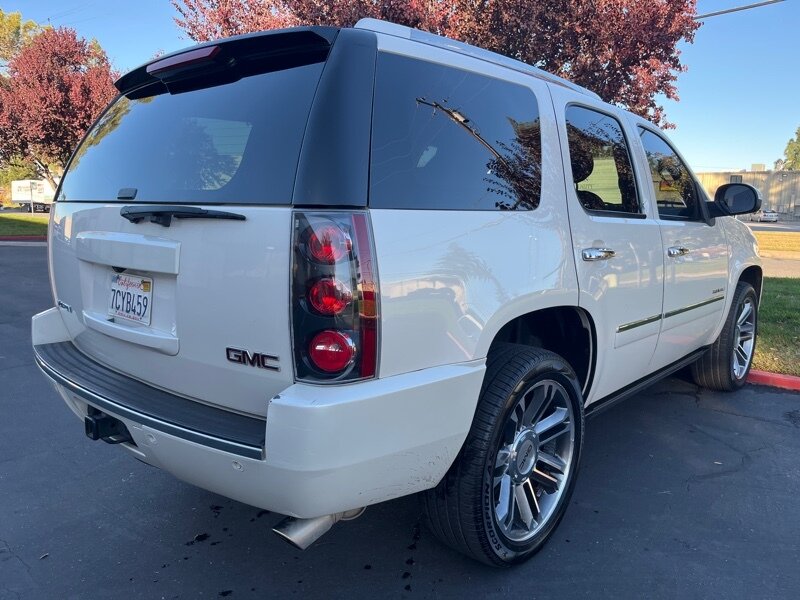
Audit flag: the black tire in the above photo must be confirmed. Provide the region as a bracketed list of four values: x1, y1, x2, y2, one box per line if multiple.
[422, 344, 584, 566]
[691, 281, 758, 392]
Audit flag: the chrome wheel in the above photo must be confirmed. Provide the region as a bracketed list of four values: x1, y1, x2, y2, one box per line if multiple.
[732, 298, 755, 379]
[492, 379, 575, 542]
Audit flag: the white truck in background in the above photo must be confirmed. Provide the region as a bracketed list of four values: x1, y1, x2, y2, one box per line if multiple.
[11, 179, 55, 212]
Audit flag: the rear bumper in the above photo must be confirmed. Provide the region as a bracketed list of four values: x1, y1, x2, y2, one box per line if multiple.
[33, 308, 485, 518]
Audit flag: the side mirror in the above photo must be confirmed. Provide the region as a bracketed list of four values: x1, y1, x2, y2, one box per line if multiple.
[708, 183, 761, 217]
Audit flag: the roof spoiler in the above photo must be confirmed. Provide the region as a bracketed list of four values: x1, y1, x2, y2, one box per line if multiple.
[115, 27, 339, 97]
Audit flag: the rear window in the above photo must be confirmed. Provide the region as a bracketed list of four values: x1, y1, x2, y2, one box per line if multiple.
[58, 62, 325, 204]
[370, 53, 542, 211]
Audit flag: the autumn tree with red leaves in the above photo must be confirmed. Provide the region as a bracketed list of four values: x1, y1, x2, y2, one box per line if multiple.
[172, 0, 699, 126]
[0, 27, 117, 188]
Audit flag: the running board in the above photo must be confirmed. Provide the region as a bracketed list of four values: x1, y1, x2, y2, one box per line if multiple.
[585, 347, 709, 418]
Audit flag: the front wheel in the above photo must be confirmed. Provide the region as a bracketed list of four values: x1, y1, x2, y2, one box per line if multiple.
[422, 345, 584, 566]
[691, 281, 758, 391]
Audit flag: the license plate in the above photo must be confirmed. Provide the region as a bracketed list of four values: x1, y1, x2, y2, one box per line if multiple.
[108, 273, 153, 325]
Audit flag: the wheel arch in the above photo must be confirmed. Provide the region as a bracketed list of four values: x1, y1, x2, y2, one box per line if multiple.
[738, 264, 763, 301]
[485, 306, 596, 398]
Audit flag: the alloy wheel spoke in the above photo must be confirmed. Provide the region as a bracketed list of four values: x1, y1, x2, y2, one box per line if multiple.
[525, 479, 541, 517]
[515, 484, 535, 530]
[522, 383, 552, 427]
[735, 346, 748, 366]
[496, 474, 514, 526]
[537, 451, 567, 474]
[739, 329, 754, 343]
[534, 406, 568, 436]
[737, 302, 752, 326]
[539, 422, 571, 446]
[502, 419, 517, 446]
[529, 467, 559, 493]
[494, 447, 511, 479]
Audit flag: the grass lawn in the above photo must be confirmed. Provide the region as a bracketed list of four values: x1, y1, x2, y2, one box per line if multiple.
[754, 277, 800, 377]
[0, 213, 49, 237]
[752, 231, 800, 254]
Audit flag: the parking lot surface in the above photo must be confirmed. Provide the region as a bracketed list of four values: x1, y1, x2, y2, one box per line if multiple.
[746, 220, 800, 233]
[2, 245, 799, 599]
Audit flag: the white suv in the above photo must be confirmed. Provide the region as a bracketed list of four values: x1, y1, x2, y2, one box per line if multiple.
[32, 20, 762, 566]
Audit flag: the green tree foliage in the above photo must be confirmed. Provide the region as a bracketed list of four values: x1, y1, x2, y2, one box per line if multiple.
[0, 157, 37, 204]
[0, 10, 40, 70]
[782, 126, 800, 171]
[0, 28, 117, 188]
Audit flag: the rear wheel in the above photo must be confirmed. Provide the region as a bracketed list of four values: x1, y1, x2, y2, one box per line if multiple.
[422, 345, 584, 566]
[691, 281, 758, 391]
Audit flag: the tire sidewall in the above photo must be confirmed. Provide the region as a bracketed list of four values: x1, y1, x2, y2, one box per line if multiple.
[480, 357, 584, 564]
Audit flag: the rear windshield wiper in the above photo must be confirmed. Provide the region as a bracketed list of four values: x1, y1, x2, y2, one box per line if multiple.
[120, 205, 246, 228]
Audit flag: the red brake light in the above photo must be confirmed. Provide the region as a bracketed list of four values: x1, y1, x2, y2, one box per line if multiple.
[307, 223, 352, 264]
[292, 211, 379, 382]
[146, 45, 221, 75]
[308, 330, 356, 373]
[308, 278, 352, 316]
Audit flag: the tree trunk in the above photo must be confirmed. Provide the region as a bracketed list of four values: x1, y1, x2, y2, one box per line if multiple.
[33, 158, 58, 192]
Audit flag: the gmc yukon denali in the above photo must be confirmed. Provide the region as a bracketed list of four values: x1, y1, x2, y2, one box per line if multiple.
[32, 19, 763, 565]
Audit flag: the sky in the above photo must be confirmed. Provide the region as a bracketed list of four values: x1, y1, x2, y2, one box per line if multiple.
[4, 0, 799, 172]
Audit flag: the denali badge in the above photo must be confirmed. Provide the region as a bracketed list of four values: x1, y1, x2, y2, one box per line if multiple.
[226, 347, 280, 372]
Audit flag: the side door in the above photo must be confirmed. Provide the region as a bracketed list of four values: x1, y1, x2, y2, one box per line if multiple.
[634, 126, 728, 370]
[548, 86, 664, 404]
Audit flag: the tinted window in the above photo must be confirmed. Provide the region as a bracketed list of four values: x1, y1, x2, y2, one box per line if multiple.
[59, 62, 325, 204]
[370, 53, 541, 210]
[638, 128, 701, 220]
[564, 106, 640, 214]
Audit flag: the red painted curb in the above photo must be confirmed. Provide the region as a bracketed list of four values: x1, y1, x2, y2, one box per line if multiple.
[748, 370, 800, 392]
[0, 235, 47, 242]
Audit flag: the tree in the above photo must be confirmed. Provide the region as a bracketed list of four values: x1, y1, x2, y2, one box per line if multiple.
[171, 0, 699, 127]
[0, 158, 37, 204]
[780, 126, 800, 171]
[0, 27, 117, 189]
[172, 0, 448, 41]
[0, 9, 40, 70]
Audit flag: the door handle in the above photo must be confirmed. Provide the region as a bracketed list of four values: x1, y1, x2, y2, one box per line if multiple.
[667, 246, 690, 258]
[582, 248, 616, 261]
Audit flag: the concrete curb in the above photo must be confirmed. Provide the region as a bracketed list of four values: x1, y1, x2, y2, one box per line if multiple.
[0, 235, 47, 242]
[748, 370, 800, 392]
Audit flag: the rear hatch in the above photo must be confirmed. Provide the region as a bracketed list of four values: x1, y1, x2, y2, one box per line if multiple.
[48, 28, 374, 417]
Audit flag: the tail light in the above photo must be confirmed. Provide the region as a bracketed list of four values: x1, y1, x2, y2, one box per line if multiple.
[291, 212, 380, 382]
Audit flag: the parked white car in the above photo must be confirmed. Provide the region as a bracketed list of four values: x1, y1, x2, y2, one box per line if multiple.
[32, 19, 763, 566]
[755, 209, 779, 222]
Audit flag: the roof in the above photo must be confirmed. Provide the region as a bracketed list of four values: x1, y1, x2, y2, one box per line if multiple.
[354, 18, 601, 101]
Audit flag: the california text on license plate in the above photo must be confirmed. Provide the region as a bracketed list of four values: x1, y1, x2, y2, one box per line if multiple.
[108, 273, 153, 325]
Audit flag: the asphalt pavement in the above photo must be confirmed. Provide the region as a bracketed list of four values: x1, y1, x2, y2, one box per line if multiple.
[2, 245, 799, 599]
[746, 220, 800, 233]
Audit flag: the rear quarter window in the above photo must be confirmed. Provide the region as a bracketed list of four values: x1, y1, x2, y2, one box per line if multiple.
[58, 62, 325, 204]
[369, 53, 542, 211]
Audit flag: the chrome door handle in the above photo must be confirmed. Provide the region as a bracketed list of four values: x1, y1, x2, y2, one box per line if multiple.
[582, 248, 616, 261]
[667, 246, 690, 258]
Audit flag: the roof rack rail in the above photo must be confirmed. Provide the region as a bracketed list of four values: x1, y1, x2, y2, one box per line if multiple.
[354, 18, 601, 101]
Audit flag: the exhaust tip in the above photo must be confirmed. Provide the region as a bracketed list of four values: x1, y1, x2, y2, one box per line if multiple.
[272, 515, 335, 550]
[272, 509, 365, 550]
[272, 520, 308, 550]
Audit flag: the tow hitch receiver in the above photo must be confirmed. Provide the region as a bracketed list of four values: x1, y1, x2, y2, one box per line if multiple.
[85, 408, 133, 444]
